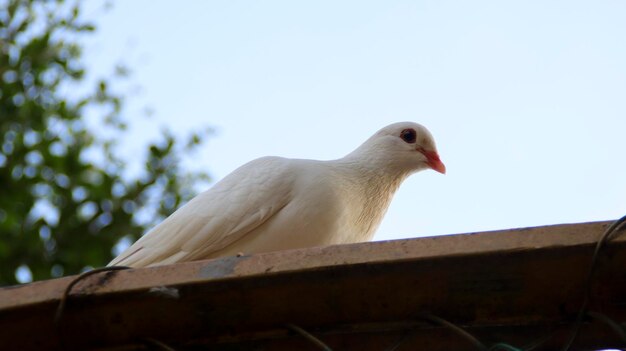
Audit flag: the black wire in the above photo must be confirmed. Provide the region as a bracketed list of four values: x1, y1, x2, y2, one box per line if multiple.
[489, 343, 522, 351]
[54, 266, 131, 326]
[53, 266, 131, 349]
[286, 323, 333, 351]
[522, 329, 560, 351]
[384, 330, 414, 351]
[587, 311, 626, 344]
[53, 266, 179, 351]
[143, 337, 178, 351]
[419, 313, 489, 351]
[561, 215, 626, 351]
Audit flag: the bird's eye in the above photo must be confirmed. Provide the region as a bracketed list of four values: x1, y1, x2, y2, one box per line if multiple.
[400, 128, 417, 143]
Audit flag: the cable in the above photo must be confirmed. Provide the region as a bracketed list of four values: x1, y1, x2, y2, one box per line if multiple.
[522, 329, 560, 351]
[561, 215, 626, 351]
[489, 343, 523, 351]
[53, 266, 131, 349]
[384, 330, 414, 351]
[587, 311, 626, 344]
[419, 313, 489, 351]
[286, 323, 333, 351]
[143, 337, 178, 351]
[54, 266, 131, 326]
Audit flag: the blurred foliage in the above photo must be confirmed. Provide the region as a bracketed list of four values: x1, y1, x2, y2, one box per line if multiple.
[0, 0, 210, 285]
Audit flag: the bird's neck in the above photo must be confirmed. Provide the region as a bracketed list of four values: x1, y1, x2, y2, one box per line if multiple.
[331, 155, 410, 241]
[340, 145, 415, 183]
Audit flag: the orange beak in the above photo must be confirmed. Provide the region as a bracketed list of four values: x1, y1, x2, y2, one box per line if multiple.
[420, 149, 446, 174]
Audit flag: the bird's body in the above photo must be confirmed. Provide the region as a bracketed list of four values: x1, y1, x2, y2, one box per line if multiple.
[109, 122, 445, 268]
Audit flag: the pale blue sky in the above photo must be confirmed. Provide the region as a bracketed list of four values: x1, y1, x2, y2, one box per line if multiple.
[82, 0, 625, 241]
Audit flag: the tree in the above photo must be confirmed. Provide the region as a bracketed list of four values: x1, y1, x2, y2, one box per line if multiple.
[0, 0, 210, 286]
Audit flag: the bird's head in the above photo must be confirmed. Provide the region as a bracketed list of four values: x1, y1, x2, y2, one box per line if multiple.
[351, 122, 446, 175]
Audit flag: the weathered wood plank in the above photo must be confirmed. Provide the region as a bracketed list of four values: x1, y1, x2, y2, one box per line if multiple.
[1, 220, 625, 350]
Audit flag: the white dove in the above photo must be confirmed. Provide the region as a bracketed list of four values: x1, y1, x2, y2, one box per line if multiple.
[109, 122, 445, 267]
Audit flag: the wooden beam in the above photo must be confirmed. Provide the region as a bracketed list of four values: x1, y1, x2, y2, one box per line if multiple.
[1, 221, 625, 350]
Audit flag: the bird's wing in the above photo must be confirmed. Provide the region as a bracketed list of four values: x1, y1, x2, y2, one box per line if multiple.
[108, 157, 294, 267]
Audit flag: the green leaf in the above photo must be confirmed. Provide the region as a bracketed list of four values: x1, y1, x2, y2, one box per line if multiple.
[0, 0, 211, 286]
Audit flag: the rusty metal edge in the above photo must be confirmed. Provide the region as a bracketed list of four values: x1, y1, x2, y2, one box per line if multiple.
[0, 220, 617, 312]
